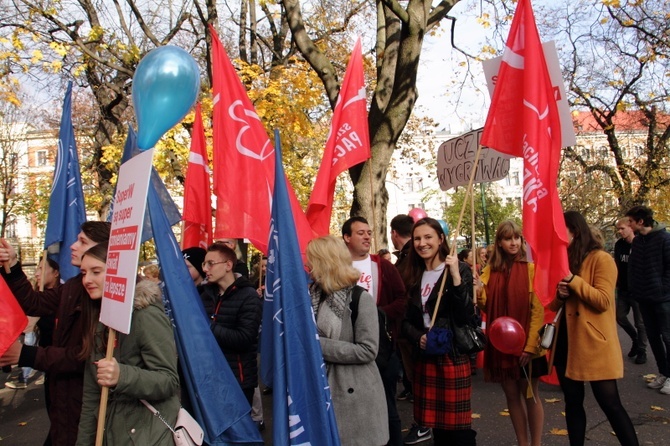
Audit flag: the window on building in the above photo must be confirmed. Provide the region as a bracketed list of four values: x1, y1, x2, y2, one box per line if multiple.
[5, 215, 17, 239]
[416, 178, 424, 191]
[511, 171, 520, 186]
[37, 150, 48, 166]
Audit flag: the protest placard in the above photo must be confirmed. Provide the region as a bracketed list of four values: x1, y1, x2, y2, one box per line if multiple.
[100, 149, 154, 334]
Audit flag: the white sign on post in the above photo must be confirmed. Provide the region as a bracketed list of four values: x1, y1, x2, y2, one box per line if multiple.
[482, 40, 576, 148]
[100, 148, 154, 334]
[437, 127, 512, 190]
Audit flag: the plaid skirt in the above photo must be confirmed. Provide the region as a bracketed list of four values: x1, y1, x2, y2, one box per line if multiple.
[413, 352, 472, 430]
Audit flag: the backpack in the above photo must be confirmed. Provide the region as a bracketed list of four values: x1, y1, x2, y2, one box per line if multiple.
[350, 285, 394, 371]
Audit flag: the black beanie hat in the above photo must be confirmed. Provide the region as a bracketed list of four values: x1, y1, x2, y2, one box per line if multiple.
[182, 247, 207, 279]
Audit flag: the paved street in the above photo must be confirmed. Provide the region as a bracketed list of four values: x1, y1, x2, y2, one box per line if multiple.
[2, 328, 669, 445]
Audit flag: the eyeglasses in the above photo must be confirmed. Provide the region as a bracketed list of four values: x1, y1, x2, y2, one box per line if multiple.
[202, 260, 229, 269]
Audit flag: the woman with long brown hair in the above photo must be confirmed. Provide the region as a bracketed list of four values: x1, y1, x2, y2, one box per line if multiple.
[550, 211, 638, 446]
[76, 244, 180, 446]
[477, 220, 546, 446]
[401, 218, 476, 446]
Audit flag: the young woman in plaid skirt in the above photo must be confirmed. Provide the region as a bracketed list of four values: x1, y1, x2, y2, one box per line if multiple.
[401, 218, 477, 445]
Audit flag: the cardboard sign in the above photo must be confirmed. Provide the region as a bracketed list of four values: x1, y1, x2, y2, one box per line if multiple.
[437, 127, 512, 190]
[482, 40, 576, 148]
[100, 149, 154, 334]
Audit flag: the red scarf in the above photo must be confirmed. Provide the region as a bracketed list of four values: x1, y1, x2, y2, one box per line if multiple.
[483, 261, 530, 382]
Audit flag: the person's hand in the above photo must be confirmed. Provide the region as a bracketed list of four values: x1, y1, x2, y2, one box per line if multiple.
[445, 254, 461, 284]
[0, 239, 18, 271]
[557, 281, 570, 299]
[419, 334, 427, 350]
[519, 351, 532, 368]
[0, 339, 22, 367]
[96, 358, 120, 387]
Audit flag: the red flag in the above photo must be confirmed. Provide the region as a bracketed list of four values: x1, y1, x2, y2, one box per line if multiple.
[210, 26, 314, 254]
[306, 38, 371, 236]
[182, 103, 213, 250]
[480, 0, 569, 304]
[0, 276, 27, 356]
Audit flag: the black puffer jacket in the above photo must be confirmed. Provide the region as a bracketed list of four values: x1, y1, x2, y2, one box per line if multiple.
[629, 222, 670, 304]
[200, 276, 262, 390]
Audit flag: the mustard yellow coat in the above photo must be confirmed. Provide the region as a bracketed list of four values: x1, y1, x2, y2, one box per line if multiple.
[548, 250, 623, 381]
[478, 263, 545, 356]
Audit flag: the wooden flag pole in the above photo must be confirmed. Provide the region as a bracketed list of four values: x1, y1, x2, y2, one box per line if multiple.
[432, 144, 484, 307]
[94, 327, 116, 446]
[39, 249, 48, 292]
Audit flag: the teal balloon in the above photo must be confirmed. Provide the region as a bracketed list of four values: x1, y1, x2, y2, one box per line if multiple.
[133, 46, 200, 149]
[437, 219, 449, 236]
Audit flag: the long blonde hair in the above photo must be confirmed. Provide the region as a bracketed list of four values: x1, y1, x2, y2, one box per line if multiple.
[306, 236, 360, 295]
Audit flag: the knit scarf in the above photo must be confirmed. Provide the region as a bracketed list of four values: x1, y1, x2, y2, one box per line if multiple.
[483, 261, 530, 382]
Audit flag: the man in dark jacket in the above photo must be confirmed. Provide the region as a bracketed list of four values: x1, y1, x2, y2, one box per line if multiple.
[343, 216, 407, 446]
[0, 221, 111, 446]
[200, 243, 262, 404]
[614, 217, 647, 364]
[391, 214, 414, 270]
[626, 205, 670, 395]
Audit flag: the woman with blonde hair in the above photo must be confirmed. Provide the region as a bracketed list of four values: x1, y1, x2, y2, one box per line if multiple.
[477, 220, 546, 446]
[306, 235, 389, 446]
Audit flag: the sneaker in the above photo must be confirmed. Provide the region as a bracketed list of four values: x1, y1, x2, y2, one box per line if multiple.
[4, 381, 27, 389]
[635, 351, 647, 365]
[35, 375, 45, 386]
[660, 378, 670, 395]
[647, 374, 667, 389]
[627, 345, 638, 358]
[404, 424, 432, 445]
[397, 389, 412, 401]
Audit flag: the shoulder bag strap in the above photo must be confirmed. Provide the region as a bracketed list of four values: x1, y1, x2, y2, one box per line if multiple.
[140, 399, 176, 433]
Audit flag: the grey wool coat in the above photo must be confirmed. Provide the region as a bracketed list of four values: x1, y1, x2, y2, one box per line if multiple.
[76, 281, 180, 446]
[313, 285, 390, 446]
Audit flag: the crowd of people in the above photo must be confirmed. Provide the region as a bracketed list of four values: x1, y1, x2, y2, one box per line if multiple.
[0, 204, 668, 446]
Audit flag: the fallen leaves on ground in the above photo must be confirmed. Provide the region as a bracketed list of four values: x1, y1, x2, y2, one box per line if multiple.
[499, 409, 510, 416]
[544, 398, 561, 403]
[549, 428, 568, 436]
[643, 373, 657, 382]
[651, 406, 665, 411]
[17, 422, 27, 427]
[471, 413, 481, 419]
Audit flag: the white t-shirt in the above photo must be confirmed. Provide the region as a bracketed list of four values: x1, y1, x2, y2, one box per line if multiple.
[420, 262, 446, 328]
[353, 256, 375, 298]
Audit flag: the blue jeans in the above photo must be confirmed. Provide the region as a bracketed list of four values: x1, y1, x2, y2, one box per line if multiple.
[20, 332, 37, 382]
[638, 301, 670, 377]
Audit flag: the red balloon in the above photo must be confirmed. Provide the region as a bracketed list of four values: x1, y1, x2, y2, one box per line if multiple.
[408, 207, 428, 223]
[488, 316, 526, 355]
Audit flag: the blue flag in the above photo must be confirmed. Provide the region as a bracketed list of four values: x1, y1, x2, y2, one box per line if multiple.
[44, 81, 87, 281]
[147, 185, 263, 445]
[260, 130, 340, 445]
[109, 126, 181, 243]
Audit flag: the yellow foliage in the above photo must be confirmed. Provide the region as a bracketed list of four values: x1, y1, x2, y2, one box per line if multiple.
[89, 26, 105, 41]
[31, 49, 43, 63]
[601, 0, 621, 7]
[49, 42, 68, 57]
[476, 14, 491, 29]
[11, 34, 24, 51]
[49, 60, 63, 73]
